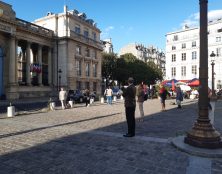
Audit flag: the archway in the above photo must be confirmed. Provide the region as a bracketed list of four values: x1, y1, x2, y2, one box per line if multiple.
[0, 47, 4, 99]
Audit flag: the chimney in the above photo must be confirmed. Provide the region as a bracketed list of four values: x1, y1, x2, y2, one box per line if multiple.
[64, 5, 68, 13]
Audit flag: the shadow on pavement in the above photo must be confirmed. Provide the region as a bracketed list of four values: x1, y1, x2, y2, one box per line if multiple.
[0, 100, 222, 173]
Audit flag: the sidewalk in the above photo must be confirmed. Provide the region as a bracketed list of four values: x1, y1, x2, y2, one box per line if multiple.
[0, 98, 222, 173]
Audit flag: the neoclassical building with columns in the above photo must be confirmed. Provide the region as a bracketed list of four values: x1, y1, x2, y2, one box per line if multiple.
[0, 2, 103, 100]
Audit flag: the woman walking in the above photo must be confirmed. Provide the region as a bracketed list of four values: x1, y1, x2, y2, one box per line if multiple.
[136, 82, 145, 122]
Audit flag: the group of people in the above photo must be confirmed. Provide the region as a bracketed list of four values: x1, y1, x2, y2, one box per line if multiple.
[59, 87, 92, 109]
[121, 78, 184, 138]
[59, 79, 184, 138]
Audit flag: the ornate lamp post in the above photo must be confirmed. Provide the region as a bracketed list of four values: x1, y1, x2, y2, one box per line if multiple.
[58, 69, 62, 91]
[184, 0, 222, 148]
[210, 51, 216, 97]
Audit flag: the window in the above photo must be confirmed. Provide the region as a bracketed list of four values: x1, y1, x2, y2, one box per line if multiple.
[76, 60, 81, 76]
[171, 67, 176, 77]
[85, 82, 90, 90]
[76, 45, 81, 55]
[92, 32, 96, 40]
[182, 43, 186, 49]
[172, 54, 176, 62]
[192, 51, 197, 60]
[181, 66, 186, 76]
[182, 53, 186, 61]
[192, 41, 196, 47]
[93, 64, 97, 77]
[84, 29, 89, 38]
[218, 28, 222, 33]
[91, 49, 97, 59]
[172, 46, 176, 50]
[173, 35, 178, 41]
[76, 81, 81, 90]
[216, 48, 221, 57]
[93, 82, 97, 92]
[85, 62, 90, 77]
[85, 48, 90, 57]
[192, 65, 197, 75]
[75, 24, 81, 34]
[216, 36, 221, 42]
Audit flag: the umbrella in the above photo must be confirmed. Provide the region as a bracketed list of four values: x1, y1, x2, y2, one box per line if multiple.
[165, 79, 179, 87]
[187, 78, 199, 87]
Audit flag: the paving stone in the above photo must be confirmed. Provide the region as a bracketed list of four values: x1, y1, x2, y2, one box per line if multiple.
[0, 99, 221, 173]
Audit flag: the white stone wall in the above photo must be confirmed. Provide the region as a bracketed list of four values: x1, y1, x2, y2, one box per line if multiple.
[165, 19, 222, 89]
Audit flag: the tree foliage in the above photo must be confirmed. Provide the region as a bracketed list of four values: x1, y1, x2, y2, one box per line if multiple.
[101, 52, 163, 86]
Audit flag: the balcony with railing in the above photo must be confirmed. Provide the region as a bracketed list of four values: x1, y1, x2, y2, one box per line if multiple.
[70, 30, 103, 50]
[16, 18, 53, 37]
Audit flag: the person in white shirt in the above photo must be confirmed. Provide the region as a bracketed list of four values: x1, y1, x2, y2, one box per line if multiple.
[106, 86, 113, 105]
[59, 87, 67, 109]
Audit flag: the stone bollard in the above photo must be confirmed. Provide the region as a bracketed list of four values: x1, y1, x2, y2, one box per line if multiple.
[90, 98, 94, 104]
[50, 102, 56, 111]
[7, 103, 15, 117]
[69, 100, 73, 108]
[101, 97, 104, 103]
[113, 96, 117, 102]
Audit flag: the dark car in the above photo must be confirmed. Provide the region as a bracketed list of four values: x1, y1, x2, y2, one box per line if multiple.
[112, 87, 123, 98]
[67, 90, 85, 103]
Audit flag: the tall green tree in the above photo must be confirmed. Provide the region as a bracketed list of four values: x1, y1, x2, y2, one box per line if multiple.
[101, 52, 117, 82]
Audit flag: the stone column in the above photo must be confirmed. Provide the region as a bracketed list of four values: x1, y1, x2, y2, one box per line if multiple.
[48, 47, 52, 85]
[26, 42, 31, 85]
[38, 45, 42, 86]
[9, 36, 16, 85]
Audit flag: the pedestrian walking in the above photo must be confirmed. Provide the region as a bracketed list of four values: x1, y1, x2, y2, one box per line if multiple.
[59, 87, 67, 110]
[158, 85, 169, 111]
[176, 85, 183, 109]
[136, 82, 145, 122]
[106, 86, 113, 105]
[85, 89, 90, 107]
[122, 77, 136, 137]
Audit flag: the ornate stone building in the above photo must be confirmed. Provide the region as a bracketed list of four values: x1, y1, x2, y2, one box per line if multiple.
[0, 2, 103, 100]
[34, 6, 103, 95]
[119, 43, 166, 77]
[0, 2, 54, 100]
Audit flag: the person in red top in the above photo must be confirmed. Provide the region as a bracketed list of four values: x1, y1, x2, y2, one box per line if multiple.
[158, 85, 169, 111]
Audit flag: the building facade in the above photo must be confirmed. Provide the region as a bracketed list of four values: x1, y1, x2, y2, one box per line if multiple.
[102, 38, 113, 53]
[0, 2, 103, 100]
[119, 43, 166, 77]
[165, 19, 222, 90]
[34, 6, 103, 95]
[0, 2, 54, 99]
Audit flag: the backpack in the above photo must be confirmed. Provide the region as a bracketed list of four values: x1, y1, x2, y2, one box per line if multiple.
[144, 93, 148, 101]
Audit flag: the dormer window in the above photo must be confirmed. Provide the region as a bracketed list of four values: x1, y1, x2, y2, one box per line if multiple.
[84, 29, 89, 38]
[75, 24, 81, 34]
[173, 35, 178, 41]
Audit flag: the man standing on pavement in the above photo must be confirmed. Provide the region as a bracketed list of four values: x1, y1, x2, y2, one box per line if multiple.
[122, 77, 136, 137]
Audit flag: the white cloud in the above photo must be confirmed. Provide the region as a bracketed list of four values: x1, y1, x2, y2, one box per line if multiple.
[180, 10, 222, 28]
[101, 26, 114, 39]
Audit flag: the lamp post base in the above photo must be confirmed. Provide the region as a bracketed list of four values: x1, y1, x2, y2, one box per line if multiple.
[184, 122, 222, 149]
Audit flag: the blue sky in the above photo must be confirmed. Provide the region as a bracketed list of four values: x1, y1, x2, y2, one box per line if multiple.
[3, 0, 222, 53]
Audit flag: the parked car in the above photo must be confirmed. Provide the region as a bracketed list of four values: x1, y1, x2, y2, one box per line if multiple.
[112, 87, 123, 98]
[67, 90, 85, 103]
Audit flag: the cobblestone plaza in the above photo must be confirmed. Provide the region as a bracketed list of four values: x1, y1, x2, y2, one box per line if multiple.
[1, 98, 222, 173]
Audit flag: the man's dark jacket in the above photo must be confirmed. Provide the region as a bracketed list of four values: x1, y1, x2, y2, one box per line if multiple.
[122, 84, 136, 107]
